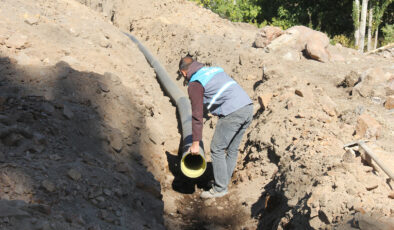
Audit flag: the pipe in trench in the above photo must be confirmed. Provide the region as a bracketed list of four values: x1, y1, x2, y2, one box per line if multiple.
[124, 33, 206, 178]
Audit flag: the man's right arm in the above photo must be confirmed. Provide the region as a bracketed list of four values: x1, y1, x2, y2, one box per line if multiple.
[188, 82, 204, 142]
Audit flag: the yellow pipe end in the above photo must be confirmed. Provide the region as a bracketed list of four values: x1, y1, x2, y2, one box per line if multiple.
[180, 152, 207, 178]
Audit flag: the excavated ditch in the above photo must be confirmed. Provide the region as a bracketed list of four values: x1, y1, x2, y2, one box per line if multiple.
[65, 0, 394, 229]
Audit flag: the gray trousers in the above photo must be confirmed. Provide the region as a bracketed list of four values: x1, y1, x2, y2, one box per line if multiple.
[211, 104, 253, 192]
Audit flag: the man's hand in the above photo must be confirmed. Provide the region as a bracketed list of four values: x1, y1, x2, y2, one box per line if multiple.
[189, 141, 200, 155]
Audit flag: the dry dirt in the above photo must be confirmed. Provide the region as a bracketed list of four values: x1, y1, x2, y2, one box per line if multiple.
[0, 0, 393, 230]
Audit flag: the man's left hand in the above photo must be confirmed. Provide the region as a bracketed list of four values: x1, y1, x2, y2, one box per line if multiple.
[189, 141, 200, 155]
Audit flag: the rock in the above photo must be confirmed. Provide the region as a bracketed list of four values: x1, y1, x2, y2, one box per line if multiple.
[49, 154, 62, 161]
[104, 72, 122, 85]
[69, 27, 80, 37]
[287, 198, 298, 207]
[108, 130, 123, 152]
[24, 14, 39, 25]
[103, 188, 112, 196]
[389, 191, 394, 199]
[384, 95, 394, 110]
[355, 114, 382, 139]
[41, 180, 56, 192]
[42, 103, 55, 114]
[295, 88, 313, 98]
[342, 148, 356, 163]
[342, 71, 360, 87]
[258, 93, 273, 110]
[63, 105, 74, 119]
[67, 169, 82, 181]
[254, 26, 283, 48]
[365, 183, 378, 191]
[353, 68, 389, 98]
[295, 89, 303, 97]
[88, 187, 103, 199]
[5, 33, 28, 49]
[309, 217, 322, 229]
[149, 132, 162, 145]
[320, 95, 337, 117]
[246, 74, 257, 80]
[99, 38, 111, 48]
[267, 26, 331, 62]
[305, 31, 330, 62]
[386, 78, 394, 95]
[239, 52, 252, 66]
[98, 82, 110, 93]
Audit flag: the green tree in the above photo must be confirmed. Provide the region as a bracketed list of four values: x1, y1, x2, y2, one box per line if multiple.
[191, 0, 393, 48]
[371, 0, 393, 48]
[194, 0, 261, 23]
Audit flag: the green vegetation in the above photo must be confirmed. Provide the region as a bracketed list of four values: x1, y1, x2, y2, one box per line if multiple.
[331, 35, 354, 48]
[192, 0, 393, 48]
[194, 0, 261, 23]
[382, 24, 394, 45]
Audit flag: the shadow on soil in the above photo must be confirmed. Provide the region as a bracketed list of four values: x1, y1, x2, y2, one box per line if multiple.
[165, 151, 213, 194]
[0, 56, 164, 229]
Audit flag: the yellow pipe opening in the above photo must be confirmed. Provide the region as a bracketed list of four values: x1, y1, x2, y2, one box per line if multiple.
[180, 152, 207, 178]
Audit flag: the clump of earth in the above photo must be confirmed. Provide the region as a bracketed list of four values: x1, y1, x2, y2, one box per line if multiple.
[0, 0, 393, 229]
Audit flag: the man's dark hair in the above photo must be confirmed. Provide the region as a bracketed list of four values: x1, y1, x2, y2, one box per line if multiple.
[179, 55, 194, 71]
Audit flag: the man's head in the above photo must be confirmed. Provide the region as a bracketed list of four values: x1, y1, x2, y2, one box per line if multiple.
[178, 55, 194, 78]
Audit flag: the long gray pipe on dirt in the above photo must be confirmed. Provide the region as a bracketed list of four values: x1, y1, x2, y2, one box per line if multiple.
[124, 33, 206, 178]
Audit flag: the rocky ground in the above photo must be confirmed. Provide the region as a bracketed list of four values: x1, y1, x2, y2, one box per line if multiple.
[0, 0, 393, 230]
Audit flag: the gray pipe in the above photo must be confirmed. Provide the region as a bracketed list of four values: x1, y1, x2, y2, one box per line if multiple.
[124, 33, 206, 178]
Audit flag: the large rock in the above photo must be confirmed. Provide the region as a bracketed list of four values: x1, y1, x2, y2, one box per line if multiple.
[258, 93, 273, 110]
[266, 26, 331, 63]
[353, 68, 391, 98]
[385, 95, 394, 109]
[254, 26, 283, 48]
[305, 32, 330, 62]
[355, 114, 382, 139]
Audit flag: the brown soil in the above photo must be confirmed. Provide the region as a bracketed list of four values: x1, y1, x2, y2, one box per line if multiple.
[0, 0, 393, 230]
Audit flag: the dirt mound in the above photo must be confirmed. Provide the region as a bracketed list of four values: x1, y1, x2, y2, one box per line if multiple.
[1, 0, 393, 229]
[0, 0, 181, 229]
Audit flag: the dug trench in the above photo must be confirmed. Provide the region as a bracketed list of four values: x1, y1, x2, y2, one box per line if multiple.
[1, 0, 394, 229]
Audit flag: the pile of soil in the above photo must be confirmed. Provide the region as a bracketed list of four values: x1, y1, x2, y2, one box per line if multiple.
[0, 0, 393, 229]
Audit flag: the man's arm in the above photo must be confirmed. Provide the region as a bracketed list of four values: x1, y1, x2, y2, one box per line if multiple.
[188, 82, 204, 154]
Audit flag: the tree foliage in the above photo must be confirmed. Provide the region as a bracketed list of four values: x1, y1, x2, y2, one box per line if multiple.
[192, 0, 393, 44]
[382, 24, 394, 44]
[193, 0, 261, 23]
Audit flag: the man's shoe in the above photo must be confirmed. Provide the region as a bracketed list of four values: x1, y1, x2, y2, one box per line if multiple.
[200, 188, 228, 199]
